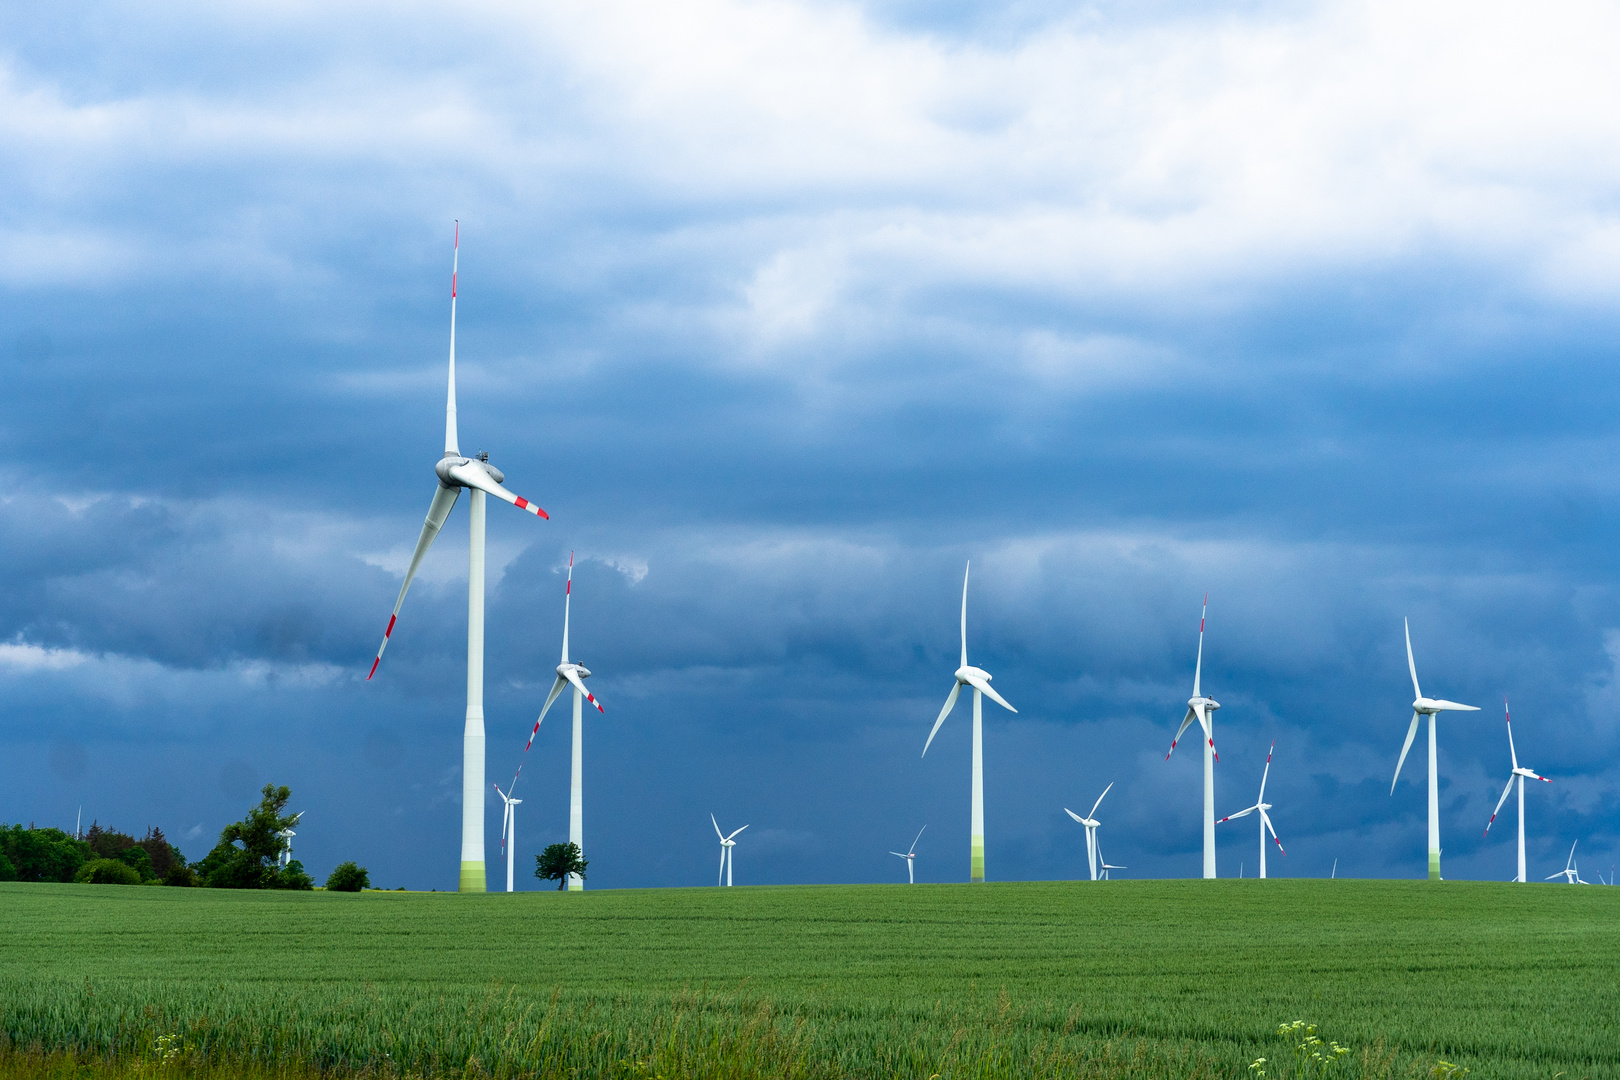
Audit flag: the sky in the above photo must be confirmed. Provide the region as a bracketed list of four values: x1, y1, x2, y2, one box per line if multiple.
[3, 0, 1619, 890]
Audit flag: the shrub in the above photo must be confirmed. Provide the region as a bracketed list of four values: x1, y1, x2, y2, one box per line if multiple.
[272, 860, 314, 890]
[162, 863, 197, 887]
[74, 859, 142, 885]
[325, 862, 369, 892]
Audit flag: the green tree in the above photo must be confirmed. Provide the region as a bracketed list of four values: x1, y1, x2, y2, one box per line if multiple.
[273, 860, 314, 890]
[137, 827, 185, 880]
[74, 858, 142, 885]
[0, 825, 90, 882]
[535, 842, 587, 890]
[325, 862, 369, 892]
[0, 848, 15, 881]
[192, 785, 303, 889]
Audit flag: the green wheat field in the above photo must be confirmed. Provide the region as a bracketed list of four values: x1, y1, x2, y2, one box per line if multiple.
[2, 879, 1617, 1080]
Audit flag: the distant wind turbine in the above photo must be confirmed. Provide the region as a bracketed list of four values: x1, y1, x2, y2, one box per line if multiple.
[276, 812, 304, 869]
[1547, 841, 1589, 884]
[890, 826, 926, 884]
[1218, 741, 1284, 879]
[1063, 782, 1114, 881]
[75, 806, 81, 841]
[712, 815, 748, 886]
[364, 224, 551, 893]
[1165, 596, 1220, 878]
[493, 782, 522, 893]
[1483, 700, 1551, 883]
[1390, 618, 1479, 881]
[922, 561, 1016, 883]
[1097, 838, 1125, 880]
[524, 553, 606, 891]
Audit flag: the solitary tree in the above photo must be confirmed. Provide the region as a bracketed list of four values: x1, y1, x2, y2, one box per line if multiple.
[325, 862, 369, 892]
[192, 785, 309, 889]
[535, 843, 587, 890]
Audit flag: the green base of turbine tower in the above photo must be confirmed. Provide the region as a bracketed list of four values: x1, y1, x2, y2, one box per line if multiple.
[568, 877, 583, 892]
[459, 861, 486, 893]
[1428, 852, 1441, 881]
[970, 838, 985, 883]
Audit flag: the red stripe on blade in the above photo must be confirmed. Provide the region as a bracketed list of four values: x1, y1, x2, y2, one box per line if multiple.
[514, 497, 527, 509]
[385, 614, 396, 638]
[366, 656, 381, 680]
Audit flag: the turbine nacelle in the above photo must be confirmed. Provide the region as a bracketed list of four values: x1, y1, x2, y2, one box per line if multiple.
[559, 661, 592, 680]
[955, 664, 993, 686]
[1189, 695, 1220, 713]
[1413, 697, 1478, 715]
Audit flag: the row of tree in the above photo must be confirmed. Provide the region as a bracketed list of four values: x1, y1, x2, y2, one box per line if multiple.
[1, 785, 370, 892]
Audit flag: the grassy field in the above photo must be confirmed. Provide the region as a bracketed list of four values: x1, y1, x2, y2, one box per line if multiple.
[1, 879, 1617, 1080]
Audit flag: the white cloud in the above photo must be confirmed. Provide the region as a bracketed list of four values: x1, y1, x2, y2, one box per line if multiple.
[0, 641, 90, 671]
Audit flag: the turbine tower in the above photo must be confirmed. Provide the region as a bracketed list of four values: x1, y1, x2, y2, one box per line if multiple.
[1165, 596, 1220, 878]
[276, 812, 304, 870]
[1390, 618, 1479, 881]
[1483, 700, 1551, 883]
[712, 815, 747, 885]
[1218, 742, 1284, 878]
[890, 826, 925, 884]
[365, 224, 551, 893]
[1063, 782, 1113, 881]
[527, 553, 606, 891]
[923, 561, 1016, 883]
[494, 782, 521, 893]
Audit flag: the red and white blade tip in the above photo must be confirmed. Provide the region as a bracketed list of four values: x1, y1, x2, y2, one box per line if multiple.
[511, 496, 549, 519]
[584, 690, 605, 714]
[1266, 741, 1274, 762]
[365, 614, 398, 680]
[523, 719, 542, 753]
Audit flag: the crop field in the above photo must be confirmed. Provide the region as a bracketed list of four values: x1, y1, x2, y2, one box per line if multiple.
[1, 880, 1617, 1080]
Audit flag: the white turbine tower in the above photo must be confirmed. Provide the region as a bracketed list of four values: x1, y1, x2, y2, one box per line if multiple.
[1063, 782, 1114, 881]
[275, 812, 304, 870]
[1483, 700, 1551, 883]
[1547, 841, 1588, 884]
[493, 782, 521, 893]
[365, 225, 551, 893]
[1165, 596, 1220, 878]
[890, 826, 926, 884]
[1390, 618, 1479, 881]
[712, 815, 748, 885]
[1217, 742, 1285, 879]
[922, 561, 1016, 883]
[525, 553, 606, 891]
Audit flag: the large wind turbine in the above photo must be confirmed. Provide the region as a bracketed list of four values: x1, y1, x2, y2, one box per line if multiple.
[1165, 596, 1220, 878]
[365, 224, 551, 892]
[1217, 742, 1284, 879]
[712, 815, 748, 885]
[1483, 700, 1551, 883]
[922, 561, 1016, 883]
[890, 826, 925, 884]
[1390, 618, 1479, 881]
[493, 782, 521, 893]
[276, 812, 304, 870]
[526, 553, 606, 891]
[1063, 782, 1113, 881]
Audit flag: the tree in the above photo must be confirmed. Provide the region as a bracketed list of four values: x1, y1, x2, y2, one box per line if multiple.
[137, 827, 185, 880]
[74, 858, 142, 885]
[535, 842, 587, 890]
[191, 784, 303, 889]
[0, 825, 90, 882]
[325, 862, 369, 892]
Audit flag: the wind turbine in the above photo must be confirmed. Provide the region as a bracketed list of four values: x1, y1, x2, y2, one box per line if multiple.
[1096, 838, 1125, 880]
[1165, 595, 1220, 878]
[922, 561, 1016, 883]
[1546, 841, 1588, 884]
[493, 782, 521, 893]
[364, 224, 551, 893]
[1390, 618, 1479, 881]
[1063, 782, 1113, 881]
[276, 812, 304, 870]
[1217, 742, 1284, 879]
[890, 826, 926, 884]
[524, 553, 606, 891]
[712, 815, 747, 886]
[1483, 700, 1551, 883]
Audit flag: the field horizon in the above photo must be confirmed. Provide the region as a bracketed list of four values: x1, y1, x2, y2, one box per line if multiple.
[3, 878, 1617, 1079]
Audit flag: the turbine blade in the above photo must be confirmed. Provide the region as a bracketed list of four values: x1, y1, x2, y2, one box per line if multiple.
[444, 461, 549, 519]
[564, 668, 605, 714]
[1193, 593, 1206, 698]
[960, 561, 970, 669]
[910, 825, 925, 854]
[1484, 774, 1515, 836]
[1166, 707, 1197, 760]
[1430, 699, 1480, 712]
[890, 852, 908, 859]
[562, 551, 572, 663]
[1405, 617, 1422, 701]
[1391, 711, 1420, 793]
[1262, 810, 1284, 854]
[1195, 702, 1217, 762]
[1088, 781, 1114, 819]
[1257, 742, 1274, 802]
[726, 824, 750, 841]
[367, 483, 461, 679]
[712, 813, 724, 840]
[524, 676, 568, 751]
[1218, 805, 1257, 823]
[1504, 698, 1518, 770]
[1064, 808, 1086, 824]
[965, 673, 1016, 714]
[445, 221, 459, 456]
[923, 681, 962, 756]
